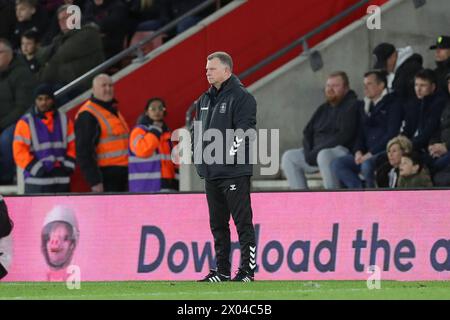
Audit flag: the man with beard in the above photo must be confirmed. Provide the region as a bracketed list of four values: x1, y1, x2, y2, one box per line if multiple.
[281, 71, 359, 189]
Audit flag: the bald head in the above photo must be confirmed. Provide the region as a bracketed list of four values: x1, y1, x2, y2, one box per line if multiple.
[0, 38, 13, 71]
[92, 74, 114, 102]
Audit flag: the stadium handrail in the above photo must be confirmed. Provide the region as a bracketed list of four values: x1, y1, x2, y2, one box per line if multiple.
[54, 0, 221, 99]
[185, 0, 376, 128]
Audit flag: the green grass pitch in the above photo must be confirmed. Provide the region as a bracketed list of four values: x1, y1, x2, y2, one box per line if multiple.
[1, 281, 450, 300]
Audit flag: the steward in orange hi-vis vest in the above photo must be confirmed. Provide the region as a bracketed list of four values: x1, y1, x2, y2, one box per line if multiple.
[128, 98, 178, 192]
[75, 74, 129, 192]
[75, 98, 129, 191]
[13, 84, 75, 194]
[76, 100, 129, 166]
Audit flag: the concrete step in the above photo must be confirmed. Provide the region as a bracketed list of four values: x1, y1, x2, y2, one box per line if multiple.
[252, 173, 324, 191]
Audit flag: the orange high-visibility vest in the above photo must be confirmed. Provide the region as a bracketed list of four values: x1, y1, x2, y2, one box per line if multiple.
[76, 100, 129, 167]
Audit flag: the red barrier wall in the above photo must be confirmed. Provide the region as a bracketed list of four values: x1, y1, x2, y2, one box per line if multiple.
[112, 0, 388, 131]
[68, 0, 387, 191]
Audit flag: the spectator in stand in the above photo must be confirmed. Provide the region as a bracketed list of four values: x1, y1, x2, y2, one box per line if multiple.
[168, 0, 211, 34]
[12, 0, 48, 49]
[20, 29, 40, 73]
[40, 0, 85, 46]
[372, 42, 423, 109]
[128, 97, 179, 192]
[83, 0, 130, 59]
[0, 38, 37, 185]
[40, 0, 64, 17]
[13, 84, 76, 193]
[375, 135, 413, 188]
[429, 36, 450, 93]
[397, 151, 433, 188]
[281, 71, 359, 190]
[331, 70, 402, 189]
[75, 74, 129, 192]
[401, 69, 446, 163]
[429, 73, 450, 186]
[128, 0, 170, 33]
[36, 4, 104, 89]
[0, 0, 16, 42]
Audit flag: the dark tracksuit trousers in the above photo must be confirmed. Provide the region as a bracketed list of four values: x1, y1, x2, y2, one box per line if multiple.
[205, 175, 256, 276]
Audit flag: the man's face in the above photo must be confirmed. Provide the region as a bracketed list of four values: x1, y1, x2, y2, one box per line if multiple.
[94, 0, 104, 5]
[16, 3, 35, 22]
[58, 10, 71, 33]
[0, 43, 13, 71]
[21, 37, 37, 56]
[325, 76, 347, 105]
[387, 143, 403, 168]
[415, 78, 436, 99]
[146, 100, 165, 122]
[399, 157, 419, 177]
[435, 48, 450, 62]
[35, 95, 54, 113]
[92, 76, 114, 102]
[46, 223, 74, 267]
[364, 74, 385, 100]
[206, 58, 230, 88]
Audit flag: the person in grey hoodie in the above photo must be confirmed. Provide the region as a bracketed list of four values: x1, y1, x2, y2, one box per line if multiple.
[281, 71, 359, 189]
[372, 42, 423, 103]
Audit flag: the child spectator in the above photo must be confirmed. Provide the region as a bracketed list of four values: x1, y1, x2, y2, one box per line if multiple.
[397, 152, 433, 188]
[12, 0, 47, 49]
[20, 29, 39, 72]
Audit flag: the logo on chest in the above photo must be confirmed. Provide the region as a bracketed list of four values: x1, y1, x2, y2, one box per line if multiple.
[219, 103, 227, 114]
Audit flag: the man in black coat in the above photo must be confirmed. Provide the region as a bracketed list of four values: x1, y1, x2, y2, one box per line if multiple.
[281, 71, 359, 190]
[331, 70, 402, 189]
[193, 52, 257, 282]
[402, 69, 446, 170]
[429, 72, 450, 185]
[372, 42, 423, 105]
[429, 35, 450, 93]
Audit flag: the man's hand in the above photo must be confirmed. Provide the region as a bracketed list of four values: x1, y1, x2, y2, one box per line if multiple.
[355, 151, 372, 165]
[354, 151, 363, 165]
[429, 143, 448, 158]
[91, 183, 104, 192]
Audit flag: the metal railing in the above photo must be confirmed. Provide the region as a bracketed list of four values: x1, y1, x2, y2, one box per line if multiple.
[54, 0, 221, 98]
[185, 0, 377, 127]
[238, 0, 373, 81]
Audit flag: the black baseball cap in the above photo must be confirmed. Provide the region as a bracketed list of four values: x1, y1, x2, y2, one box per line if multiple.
[430, 36, 450, 50]
[372, 43, 396, 69]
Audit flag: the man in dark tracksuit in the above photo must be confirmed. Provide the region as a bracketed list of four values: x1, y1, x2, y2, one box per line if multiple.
[193, 52, 257, 282]
[0, 195, 13, 280]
